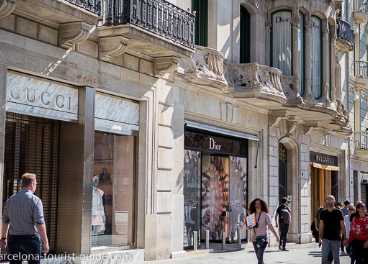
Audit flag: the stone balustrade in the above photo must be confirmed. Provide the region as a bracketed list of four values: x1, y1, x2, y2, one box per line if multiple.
[178, 46, 228, 90]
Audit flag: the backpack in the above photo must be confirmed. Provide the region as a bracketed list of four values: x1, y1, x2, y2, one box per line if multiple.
[280, 207, 291, 224]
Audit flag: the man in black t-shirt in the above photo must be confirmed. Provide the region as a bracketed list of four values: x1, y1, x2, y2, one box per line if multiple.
[275, 197, 291, 251]
[319, 195, 346, 264]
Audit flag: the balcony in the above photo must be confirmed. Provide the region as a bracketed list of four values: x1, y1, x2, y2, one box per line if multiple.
[97, 0, 195, 61]
[355, 61, 368, 87]
[10, 0, 100, 26]
[352, 132, 368, 156]
[353, 2, 368, 24]
[178, 46, 227, 90]
[336, 19, 355, 55]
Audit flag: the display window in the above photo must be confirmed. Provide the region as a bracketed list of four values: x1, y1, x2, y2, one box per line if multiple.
[91, 132, 135, 248]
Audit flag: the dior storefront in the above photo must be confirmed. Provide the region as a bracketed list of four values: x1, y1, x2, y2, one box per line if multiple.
[3, 71, 140, 256]
[183, 121, 258, 249]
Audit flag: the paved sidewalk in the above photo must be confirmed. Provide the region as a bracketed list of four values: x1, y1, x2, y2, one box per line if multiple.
[139, 243, 351, 264]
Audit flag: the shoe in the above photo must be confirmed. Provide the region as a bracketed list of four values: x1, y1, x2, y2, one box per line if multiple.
[282, 248, 289, 251]
[279, 245, 282, 250]
[340, 251, 348, 256]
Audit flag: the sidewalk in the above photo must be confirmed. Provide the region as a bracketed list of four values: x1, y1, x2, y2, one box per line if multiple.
[139, 243, 351, 264]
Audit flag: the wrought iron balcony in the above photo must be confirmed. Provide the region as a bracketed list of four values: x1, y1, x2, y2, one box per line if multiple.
[100, 0, 196, 49]
[65, 0, 100, 14]
[336, 19, 354, 52]
[355, 61, 368, 78]
[353, 2, 368, 24]
[352, 132, 368, 155]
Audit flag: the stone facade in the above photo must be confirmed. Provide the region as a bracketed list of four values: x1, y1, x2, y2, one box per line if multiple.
[0, 0, 360, 262]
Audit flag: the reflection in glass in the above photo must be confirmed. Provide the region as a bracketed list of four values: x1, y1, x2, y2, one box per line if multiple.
[201, 156, 229, 241]
[183, 150, 201, 248]
[92, 132, 135, 248]
[229, 157, 247, 241]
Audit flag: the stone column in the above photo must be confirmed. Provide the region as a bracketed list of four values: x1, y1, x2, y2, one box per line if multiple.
[331, 28, 337, 103]
[265, 18, 271, 66]
[303, 17, 314, 103]
[291, 15, 300, 94]
[322, 22, 330, 106]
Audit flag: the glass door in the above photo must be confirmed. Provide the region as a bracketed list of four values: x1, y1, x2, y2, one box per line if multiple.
[183, 150, 201, 249]
[228, 157, 247, 242]
[201, 155, 229, 241]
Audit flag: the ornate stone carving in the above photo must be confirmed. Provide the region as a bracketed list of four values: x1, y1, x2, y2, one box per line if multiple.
[281, 76, 303, 103]
[59, 22, 93, 49]
[304, 122, 319, 135]
[0, 0, 15, 18]
[99, 36, 128, 62]
[178, 46, 227, 90]
[269, 110, 290, 127]
[154, 56, 180, 77]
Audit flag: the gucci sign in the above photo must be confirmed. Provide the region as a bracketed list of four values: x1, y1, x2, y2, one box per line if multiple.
[6, 73, 78, 121]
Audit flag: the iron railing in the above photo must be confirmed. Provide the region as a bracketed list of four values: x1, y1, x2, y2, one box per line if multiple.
[358, 2, 368, 13]
[101, 0, 196, 49]
[352, 131, 368, 150]
[65, 0, 100, 14]
[355, 61, 368, 78]
[337, 19, 355, 48]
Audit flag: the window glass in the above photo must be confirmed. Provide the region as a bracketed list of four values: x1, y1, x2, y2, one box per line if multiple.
[311, 16, 322, 99]
[92, 132, 135, 248]
[298, 12, 305, 95]
[272, 11, 292, 76]
[349, 91, 355, 130]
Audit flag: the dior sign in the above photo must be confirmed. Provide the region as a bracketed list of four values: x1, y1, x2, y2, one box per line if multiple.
[6, 73, 78, 121]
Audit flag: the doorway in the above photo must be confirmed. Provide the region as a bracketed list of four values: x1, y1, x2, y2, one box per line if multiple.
[279, 143, 287, 204]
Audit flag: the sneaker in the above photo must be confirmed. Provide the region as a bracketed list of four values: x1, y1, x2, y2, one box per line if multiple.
[279, 245, 282, 250]
[282, 248, 289, 251]
[340, 251, 348, 256]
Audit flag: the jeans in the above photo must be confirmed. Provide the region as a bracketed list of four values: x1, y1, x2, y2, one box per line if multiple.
[279, 223, 290, 249]
[321, 239, 341, 264]
[8, 234, 42, 264]
[253, 242, 267, 264]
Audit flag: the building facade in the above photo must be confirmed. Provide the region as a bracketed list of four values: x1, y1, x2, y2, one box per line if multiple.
[0, 0, 358, 262]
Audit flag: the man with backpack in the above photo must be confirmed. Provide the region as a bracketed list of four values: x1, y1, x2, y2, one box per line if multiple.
[275, 197, 291, 251]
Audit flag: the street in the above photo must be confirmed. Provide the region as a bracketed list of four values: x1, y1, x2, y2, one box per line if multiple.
[140, 243, 351, 264]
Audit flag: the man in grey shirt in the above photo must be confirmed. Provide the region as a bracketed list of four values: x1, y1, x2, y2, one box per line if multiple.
[1, 173, 49, 264]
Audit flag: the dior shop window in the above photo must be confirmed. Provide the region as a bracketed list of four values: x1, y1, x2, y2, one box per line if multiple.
[183, 121, 258, 249]
[91, 93, 139, 249]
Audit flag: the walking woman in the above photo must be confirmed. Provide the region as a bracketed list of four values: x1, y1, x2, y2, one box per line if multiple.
[345, 203, 368, 264]
[247, 198, 280, 264]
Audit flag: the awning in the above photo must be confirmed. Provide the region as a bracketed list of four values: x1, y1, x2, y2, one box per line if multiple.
[311, 162, 339, 171]
[185, 121, 259, 141]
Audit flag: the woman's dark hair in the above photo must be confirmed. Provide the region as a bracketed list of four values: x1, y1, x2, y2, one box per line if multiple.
[248, 198, 270, 214]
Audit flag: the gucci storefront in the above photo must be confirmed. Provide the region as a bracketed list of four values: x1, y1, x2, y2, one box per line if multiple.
[183, 121, 258, 249]
[3, 71, 139, 255]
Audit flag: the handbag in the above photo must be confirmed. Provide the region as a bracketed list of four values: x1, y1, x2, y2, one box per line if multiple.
[254, 212, 268, 248]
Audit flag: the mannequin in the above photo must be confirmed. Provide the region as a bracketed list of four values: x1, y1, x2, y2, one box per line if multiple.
[91, 176, 105, 246]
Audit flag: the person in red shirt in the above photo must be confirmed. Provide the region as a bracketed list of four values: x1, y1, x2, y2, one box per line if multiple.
[344, 203, 368, 264]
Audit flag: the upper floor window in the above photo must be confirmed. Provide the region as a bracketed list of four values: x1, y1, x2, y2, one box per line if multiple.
[240, 5, 251, 63]
[298, 12, 305, 95]
[192, 0, 208, 46]
[311, 16, 322, 99]
[271, 10, 292, 76]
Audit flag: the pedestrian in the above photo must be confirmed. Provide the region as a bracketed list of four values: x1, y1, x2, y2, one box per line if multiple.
[337, 202, 344, 209]
[319, 195, 347, 264]
[275, 197, 291, 251]
[346, 205, 356, 264]
[247, 198, 280, 264]
[337, 201, 348, 256]
[344, 203, 368, 264]
[350, 201, 363, 226]
[1, 173, 49, 264]
[342, 200, 351, 216]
